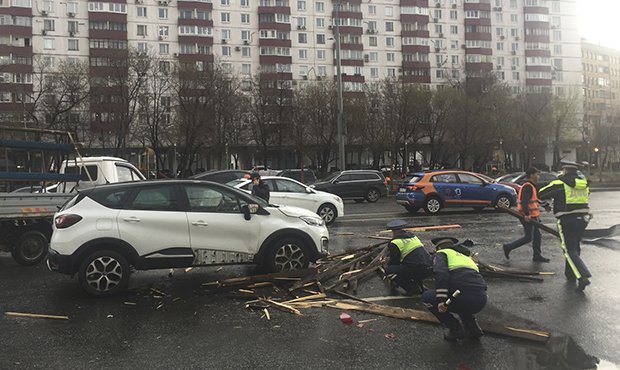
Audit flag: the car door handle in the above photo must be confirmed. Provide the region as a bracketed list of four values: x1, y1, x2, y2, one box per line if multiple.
[191, 220, 209, 226]
[123, 216, 141, 223]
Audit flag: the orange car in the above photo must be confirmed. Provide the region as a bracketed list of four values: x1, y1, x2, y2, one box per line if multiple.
[395, 170, 517, 214]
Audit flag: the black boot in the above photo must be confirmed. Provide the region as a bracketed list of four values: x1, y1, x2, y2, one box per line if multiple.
[463, 317, 484, 340]
[442, 318, 465, 342]
[577, 277, 591, 291]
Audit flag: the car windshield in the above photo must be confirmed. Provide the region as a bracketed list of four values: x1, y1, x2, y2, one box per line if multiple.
[496, 173, 522, 182]
[319, 172, 340, 182]
[405, 176, 423, 184]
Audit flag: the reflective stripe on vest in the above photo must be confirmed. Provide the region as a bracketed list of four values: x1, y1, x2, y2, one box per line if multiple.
[391, 237, 424, 262]
[437, 248, 479, 272]
[564, 178, 589, 205]
[517, 182, 540, 217]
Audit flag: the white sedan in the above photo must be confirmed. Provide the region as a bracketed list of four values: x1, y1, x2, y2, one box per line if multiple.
[228, 176, 344, 225]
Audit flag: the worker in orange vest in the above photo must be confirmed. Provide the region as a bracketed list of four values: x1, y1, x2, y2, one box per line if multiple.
[503, 167, 550, 262]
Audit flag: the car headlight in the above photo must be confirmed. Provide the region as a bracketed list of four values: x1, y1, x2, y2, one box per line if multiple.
[300, 216, 325, 227]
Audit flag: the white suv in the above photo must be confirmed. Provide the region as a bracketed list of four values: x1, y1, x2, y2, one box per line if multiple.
[47, 180, 329, 296]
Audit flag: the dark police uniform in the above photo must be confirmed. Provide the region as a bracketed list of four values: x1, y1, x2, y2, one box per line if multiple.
[422, 238, 487, 341]
[538, 160, 592, 290]
[384, 220, 433, 295]
[250, 172, 270, 202]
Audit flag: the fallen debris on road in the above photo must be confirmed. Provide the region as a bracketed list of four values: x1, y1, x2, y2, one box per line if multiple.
[4, 311, 69, 320]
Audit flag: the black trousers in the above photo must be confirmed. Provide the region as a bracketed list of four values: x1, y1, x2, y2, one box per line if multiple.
[422, 289, 487, 329]
[557, 215, 591, 280]
[385, 265, 432, 293]
[504, 216, 543, 257]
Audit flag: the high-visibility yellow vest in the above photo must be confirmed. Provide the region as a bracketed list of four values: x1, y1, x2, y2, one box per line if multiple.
[564, 178, 589, 205]
[391, 237, 424, 262]
[436, 248, 479, 272]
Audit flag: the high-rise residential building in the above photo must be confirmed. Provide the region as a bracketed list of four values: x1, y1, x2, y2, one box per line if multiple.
[581, 40, 620, 168]
[0, 0, 583, 166]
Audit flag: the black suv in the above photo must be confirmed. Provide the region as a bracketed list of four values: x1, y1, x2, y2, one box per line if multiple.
[311, 170, 388, 202]
[278, 169, 317, 184]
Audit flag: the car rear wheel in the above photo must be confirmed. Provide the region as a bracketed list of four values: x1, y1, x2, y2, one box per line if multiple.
[366, 188, 381, 203]
[11, 230, 48, 266]
[404, 205, 420, 214]
[317, 203, 337, 225]
[494, 194, 512, 209]
[424, 196, 442, 214]
[264, 237, 309, 272]
[78, 250, 130, 297]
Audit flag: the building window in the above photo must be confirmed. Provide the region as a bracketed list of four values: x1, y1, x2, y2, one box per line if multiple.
[158, 8, 168, 19]
[387, 52, 395, 62]
[136, 6, 147, 17]
[451, 25, 458, 34]
[316, 34, 325, 44]
[66, 1, 78, 13]
[434, 9, 441, 19]
[159, 26, 169, 37]
[68, 39, 79, 51]
[316, 1, 324, 12]
[317, 49, 325, 59]
[511, 43, 518, 51]
[297, 0, 305, 11]
[369, 52, 378, 61]
[386, 37, 394, 48]
[452, 55, 459, 64]
[241, 63, 251, 75]
[451, 40, 458, 49]
[512, 71, 519, 80]
[221, 0, 230, 5]
[241, 30, 251, 40]
[368, 4, 376, 14]
[222, 46, 231, 56]
[510, 14, 517, 23]
[386, 21, 394, 32]
[242, 47, 251, 57]
[221, 29, 231, 40]
[43, 19, 55, 31]
[298, 33, 307, 43]
[387, 68, 396, 77]
[510, 0, 517, 8]
[553, 44, 562, 54]
[240, 0, 249, 6]
[318, 65, 326, 76]
[299, 49, 307, 59]
[385, 6, 393, 17]
[436, 70, 443, 78]
[241, 13, 250, 23]
[450, 10, 457, 20]
[435, 24, 442, 33]
[553, 30, 561, 41]
[137, 25, 147, 36]
[221, 12, 230, 22]
[371, 67, 378, 78]
[137, 42, 147, 52]
[316, 18, 325, 28]
[43, 38, 54, 50]
[159, 43, 169, 54]
[495, 12, 502, 22]
[369, 36, 377, 47]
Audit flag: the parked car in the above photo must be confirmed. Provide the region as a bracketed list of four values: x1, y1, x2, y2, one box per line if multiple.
[497, 171, 558, 191]
[278, 169, 317, 185]
[189, 169, 251, 184]
[229, 176, 344, 225]
[395, 170, 517, 214]
[310, 170, 388, 203]
[47, 180, 329, 296]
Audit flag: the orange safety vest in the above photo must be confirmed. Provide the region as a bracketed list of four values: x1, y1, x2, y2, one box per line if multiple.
[517, 182, 540, 217]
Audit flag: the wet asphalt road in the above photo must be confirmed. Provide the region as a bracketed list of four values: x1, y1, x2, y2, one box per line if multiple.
[1, 192, 619, 369]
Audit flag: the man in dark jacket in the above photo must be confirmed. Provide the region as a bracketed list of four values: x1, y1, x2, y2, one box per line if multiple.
[384, 220, 433, 296]
[539, 160, 592, 291]
[503, 167, 550, 262]
[250, 172, 270, 202]
[422, 237, 487, 341]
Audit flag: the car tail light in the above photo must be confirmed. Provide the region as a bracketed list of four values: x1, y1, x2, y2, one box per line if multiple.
[406, 185, 425, 191]
[55, 214, 82, 229]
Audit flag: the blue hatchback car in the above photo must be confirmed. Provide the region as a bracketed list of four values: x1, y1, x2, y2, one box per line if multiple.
[395, 170, 517, 214]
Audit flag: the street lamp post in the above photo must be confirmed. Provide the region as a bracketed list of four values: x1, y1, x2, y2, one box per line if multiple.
[334, 2, 345, 171]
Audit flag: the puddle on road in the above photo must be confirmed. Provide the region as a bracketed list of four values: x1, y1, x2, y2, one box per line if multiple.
[511, 335, 618, 369]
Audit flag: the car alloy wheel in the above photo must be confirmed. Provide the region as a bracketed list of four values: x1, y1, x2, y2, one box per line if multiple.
[424, 197, 442, 214]
[366, 188, 380, 203]
[78, 250, 129, 296]
[495, 195, 512, 209]
[267, 238, 309, 272]
[318, 203, 337, 225]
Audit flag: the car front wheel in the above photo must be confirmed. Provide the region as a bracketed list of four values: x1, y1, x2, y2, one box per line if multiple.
[78, 250, 130, 296]
[494, 194, 512, 209]
[317, 203, 337, 225]
[424, 196, 442, 214]
[264, 237, 309, 272]
[366, 188, 381, 203]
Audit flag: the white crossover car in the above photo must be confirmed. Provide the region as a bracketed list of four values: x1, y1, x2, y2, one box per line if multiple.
[47, 180, 329, 296]
[228, 176, 344, 225]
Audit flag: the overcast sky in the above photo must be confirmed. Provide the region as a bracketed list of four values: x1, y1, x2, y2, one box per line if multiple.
[576, 0, 620, 49]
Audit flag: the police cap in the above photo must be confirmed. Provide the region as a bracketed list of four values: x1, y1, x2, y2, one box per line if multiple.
[386, 219, 408, 230]
[560, 159, 581, 169]
[431, 237, 459, 248]
[250, 172, 261, 179]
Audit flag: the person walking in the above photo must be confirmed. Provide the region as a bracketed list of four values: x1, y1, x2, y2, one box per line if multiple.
[422, 237, 487, 341]
[503, 167, 550, 262]
[384, 220, 433, 296]
[539, 160, 592, 291]
[250, 172, 270, 202]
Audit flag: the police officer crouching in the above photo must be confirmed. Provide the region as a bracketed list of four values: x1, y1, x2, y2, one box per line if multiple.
[384, 220, 433, 296]
[422, 237, 487, 342]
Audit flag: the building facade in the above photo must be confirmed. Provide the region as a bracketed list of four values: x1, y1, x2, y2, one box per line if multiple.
[0, 0, 583, 168]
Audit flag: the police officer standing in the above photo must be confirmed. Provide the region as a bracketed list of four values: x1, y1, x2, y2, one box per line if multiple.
[384, 220, 433, 296]
[250, 172, 270, 202]
[539, 160, 592, 291]
[503, 167, 550, 262]
[422, 237, 487, 341]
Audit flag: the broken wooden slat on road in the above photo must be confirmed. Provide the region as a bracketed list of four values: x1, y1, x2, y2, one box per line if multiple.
[5, 311, 69, 320]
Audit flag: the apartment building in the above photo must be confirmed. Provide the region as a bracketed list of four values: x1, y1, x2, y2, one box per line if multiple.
[0, 0, 583, 164]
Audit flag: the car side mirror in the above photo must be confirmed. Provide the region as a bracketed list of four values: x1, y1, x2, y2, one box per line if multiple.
[242, 203, 259, 220]
[306, 187, 313, 194]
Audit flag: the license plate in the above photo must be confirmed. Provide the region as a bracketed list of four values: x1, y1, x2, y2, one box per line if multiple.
[399, 188, 406, 193]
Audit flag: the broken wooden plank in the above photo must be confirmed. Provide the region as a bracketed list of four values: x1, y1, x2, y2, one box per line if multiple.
[263, 308, 271, 320]
[328, 289, 371, 304]
[260, 298, 302, 316]
[283, 293, 327, 305]
[325, 301, 549, 344]
[5, 311, 69, 320]
[206, 268, 317, 289]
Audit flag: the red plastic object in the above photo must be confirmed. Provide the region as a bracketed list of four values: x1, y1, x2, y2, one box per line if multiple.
[339, 312, 353, 324]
